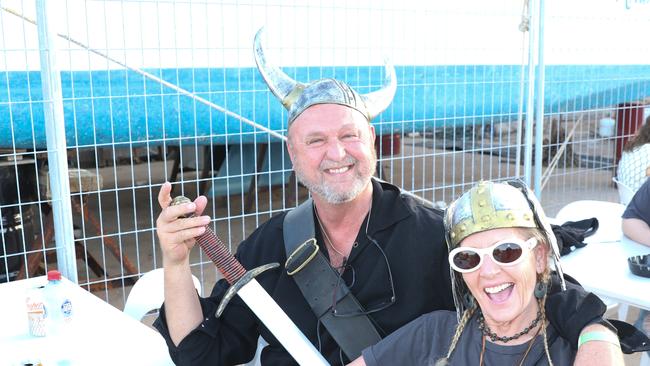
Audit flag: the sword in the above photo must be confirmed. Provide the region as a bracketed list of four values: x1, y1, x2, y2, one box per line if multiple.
[171, 196, 329, 366]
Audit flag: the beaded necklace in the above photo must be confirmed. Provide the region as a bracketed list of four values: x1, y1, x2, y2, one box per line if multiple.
[477, 308, 542, 343]
[478, 323, 542, 366]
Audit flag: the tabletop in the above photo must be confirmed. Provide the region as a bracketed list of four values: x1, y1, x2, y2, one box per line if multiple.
[0, 276, 174, 366]
[560, 235, 650, 311]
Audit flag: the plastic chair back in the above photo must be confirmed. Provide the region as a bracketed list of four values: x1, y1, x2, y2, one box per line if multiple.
[124, 268, 202, 321]
[612, 177, 635, 206]
[555, 200, 629, 320]
[555, 200, 625, 244]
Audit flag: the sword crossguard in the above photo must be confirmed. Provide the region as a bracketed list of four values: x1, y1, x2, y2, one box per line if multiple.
[216, 262, 280, 317]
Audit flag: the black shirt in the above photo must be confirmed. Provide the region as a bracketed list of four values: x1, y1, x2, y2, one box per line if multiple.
[363, 310, 575, 366]
[622, 178, 650, 224]
[154, 179, 455, 365]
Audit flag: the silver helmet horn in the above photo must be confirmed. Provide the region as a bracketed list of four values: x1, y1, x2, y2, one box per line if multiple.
[253, 27, 397, 126]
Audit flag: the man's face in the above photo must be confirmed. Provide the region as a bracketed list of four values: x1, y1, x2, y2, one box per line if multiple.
[287, 104, 377, 204]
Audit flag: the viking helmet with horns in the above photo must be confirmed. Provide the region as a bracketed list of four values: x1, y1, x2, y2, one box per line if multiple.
[443, 180, 567, 319]
[253, 27, 397, 126]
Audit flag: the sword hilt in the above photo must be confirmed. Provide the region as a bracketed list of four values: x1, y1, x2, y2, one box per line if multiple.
[170, 196, 279, 317]
[170, 196, 246, 284]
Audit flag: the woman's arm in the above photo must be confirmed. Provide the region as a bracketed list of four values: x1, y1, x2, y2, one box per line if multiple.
[573, 324, 624, 366]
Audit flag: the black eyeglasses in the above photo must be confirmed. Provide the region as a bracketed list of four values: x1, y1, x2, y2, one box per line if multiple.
[330, 234, 396, 318]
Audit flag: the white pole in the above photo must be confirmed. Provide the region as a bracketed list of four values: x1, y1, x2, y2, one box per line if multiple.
[35, 0, 77, 282]
[524, 0, 539, 187]
[534, 0, 546, 198]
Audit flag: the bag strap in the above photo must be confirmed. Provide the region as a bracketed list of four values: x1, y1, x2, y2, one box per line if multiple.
[283, 199, 381, 360]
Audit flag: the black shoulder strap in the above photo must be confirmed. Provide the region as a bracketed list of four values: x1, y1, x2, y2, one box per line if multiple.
[283, 199, 381, 360]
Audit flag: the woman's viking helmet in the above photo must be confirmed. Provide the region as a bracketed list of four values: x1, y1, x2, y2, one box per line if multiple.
[253, 27, 397, 126]
[443, 180, 566, 318]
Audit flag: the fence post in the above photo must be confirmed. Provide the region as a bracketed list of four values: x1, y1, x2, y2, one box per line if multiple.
[35, 0, 77, 283]
[534, 0, 546, 198]
[524, 0, 539, 187]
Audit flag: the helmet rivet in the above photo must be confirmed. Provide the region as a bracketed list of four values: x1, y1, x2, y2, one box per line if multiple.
[450, 232, 456, 238]
[507, 213, 514, 220]
[523, 213, 531, 220]
[482, 215, 491, 222]
[479, 200, 486, 207]
[459, 224, 466, 232]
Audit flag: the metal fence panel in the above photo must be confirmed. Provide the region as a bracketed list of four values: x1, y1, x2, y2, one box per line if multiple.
[0, 0, 648, 313]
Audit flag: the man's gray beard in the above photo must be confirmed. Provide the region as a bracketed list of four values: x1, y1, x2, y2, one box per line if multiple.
[294, 156, 376, 204]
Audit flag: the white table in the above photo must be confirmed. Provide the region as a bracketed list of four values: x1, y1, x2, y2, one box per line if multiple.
[0, 276, 174, 365]
[560, 235, 650, 311]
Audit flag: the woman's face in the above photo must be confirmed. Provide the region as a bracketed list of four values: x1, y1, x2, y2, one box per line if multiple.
[459, 227, 547, 327]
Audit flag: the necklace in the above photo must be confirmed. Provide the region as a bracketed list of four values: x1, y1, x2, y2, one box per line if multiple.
[313, 199, 373, 266]
[477, 308, 542, 343]
[314, 206, 347, 259]
[479, 322, 542, 366]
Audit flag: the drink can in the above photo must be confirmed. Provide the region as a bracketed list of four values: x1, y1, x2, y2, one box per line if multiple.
[25, 286, 46, 337]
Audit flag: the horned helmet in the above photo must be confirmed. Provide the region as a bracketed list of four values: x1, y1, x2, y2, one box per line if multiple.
[253, 27, 397, 126]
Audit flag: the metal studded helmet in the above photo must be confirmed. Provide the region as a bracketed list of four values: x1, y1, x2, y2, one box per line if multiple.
[443, 180, 566, 319]
[253, 27, 397, 126]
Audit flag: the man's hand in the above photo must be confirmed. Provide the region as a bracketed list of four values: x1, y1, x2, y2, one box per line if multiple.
[545, 274, 607, 347]
[156, 182, 211, 267]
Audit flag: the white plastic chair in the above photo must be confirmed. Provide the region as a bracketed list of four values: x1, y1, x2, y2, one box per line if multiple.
[555, 200, 625, 244]
[243, 337, 267, 366]
[612, 177, 635, 206]
[124, 268, 202, 321]
[555, 200, 629, 321]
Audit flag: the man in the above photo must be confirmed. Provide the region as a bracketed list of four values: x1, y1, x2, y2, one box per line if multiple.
[153, 29, 617, 365]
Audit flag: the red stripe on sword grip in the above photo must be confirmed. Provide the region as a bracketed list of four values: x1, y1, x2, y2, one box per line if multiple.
[168, 196, 246, 284]
[194, 225, 246, 285]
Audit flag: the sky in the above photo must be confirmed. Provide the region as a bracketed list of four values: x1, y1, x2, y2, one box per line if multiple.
[0, 0, 649, 71]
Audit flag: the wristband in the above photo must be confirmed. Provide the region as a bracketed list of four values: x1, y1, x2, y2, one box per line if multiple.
[577, 331, 620, 348]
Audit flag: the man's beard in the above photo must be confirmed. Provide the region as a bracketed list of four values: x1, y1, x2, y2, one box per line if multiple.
[294, 153, 376, 204]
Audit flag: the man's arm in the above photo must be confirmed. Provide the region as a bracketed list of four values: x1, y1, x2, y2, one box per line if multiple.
[622, 217, 650, 246]
[156, 182, 211, 345]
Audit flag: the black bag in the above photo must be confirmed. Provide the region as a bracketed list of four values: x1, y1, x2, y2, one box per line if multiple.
[551, 218, 599, 256]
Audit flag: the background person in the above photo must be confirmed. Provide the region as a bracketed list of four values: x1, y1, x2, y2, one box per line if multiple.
[616, 116, 650, 193]
[622, 178, 650, 247]
[351, 181, 623, 366]
[622, 178, 650, 357]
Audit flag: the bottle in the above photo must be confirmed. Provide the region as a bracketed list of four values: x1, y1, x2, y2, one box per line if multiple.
[43, 270, 73, 365]
[25, 286, 47, 337]
[44, 270, 73, 335]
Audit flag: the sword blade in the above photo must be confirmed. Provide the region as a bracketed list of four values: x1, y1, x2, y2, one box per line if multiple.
[238, 279, 330, 366]
[195, 227, 329, 365]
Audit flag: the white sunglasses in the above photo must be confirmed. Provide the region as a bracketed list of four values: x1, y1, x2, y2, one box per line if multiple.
[448, 237, 538, 273]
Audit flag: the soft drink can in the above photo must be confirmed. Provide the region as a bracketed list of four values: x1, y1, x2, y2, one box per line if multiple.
[25, 286, 46, 337]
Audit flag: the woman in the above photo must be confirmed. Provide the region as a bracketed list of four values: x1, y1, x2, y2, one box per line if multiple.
[349, 180, 623, 365]
[617, 116, 650, 193]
